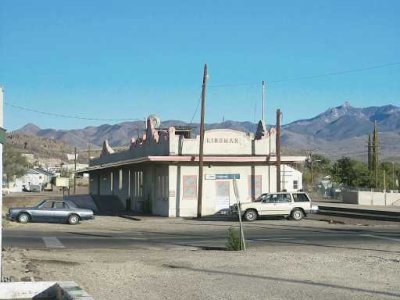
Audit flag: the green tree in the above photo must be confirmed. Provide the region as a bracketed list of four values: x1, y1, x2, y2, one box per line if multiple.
[331, 157, 372, 188]
[3, 144, 29, 184]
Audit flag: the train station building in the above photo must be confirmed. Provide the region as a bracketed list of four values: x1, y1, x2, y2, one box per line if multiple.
[83, 118, 306, 217]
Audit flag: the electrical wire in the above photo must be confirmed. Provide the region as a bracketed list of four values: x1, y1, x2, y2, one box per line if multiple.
[208, 61, 400, 88]
[5, 102, 143, 122]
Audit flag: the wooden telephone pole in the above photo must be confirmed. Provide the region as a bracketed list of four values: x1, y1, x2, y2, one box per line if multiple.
[73, 147, 77, 194]
[197, 64, 208, 218]
[276, 109, 281, 192]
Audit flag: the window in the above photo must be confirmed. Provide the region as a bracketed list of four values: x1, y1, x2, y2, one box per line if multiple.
[256, 194, 268, 202]
[53, 202, 66, 209]
[293, 180, 298, 190]
[183, 175, 197, 199]
[278, 193, 291, 203]
[263, 193, 291, 203]
[293, 193, 310, 202]
[41, 201, 53, 209]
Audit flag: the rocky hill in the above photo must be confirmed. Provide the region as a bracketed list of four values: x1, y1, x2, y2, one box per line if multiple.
[13, 103, 400, 161]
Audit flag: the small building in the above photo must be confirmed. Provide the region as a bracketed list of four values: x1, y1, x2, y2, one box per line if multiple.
[6, 167, 56, 192]
[82, 118, 306, 217]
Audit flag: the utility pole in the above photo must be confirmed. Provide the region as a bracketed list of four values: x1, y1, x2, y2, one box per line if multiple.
[310, 150, 314, 190]
[372, 121, 379, 188]
[88, 143, 91, 164]
[383, 170, 386, 191]
[261, 80, 265, 124]
[74, 147, 77, 194]
[197, 64, 208, 218]
[393, 162, 396, 190]
[276, 109, 281, 192]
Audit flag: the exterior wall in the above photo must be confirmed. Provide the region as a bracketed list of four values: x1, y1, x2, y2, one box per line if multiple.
[280, 165, 303, 192]
[169, 129, 276, 156]
[343, 191, 400, 206]
[168, 164, 277, 217]
[342, 191, 358, 204]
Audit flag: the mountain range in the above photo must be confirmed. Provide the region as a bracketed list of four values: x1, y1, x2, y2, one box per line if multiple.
[13, 103, 400, 160]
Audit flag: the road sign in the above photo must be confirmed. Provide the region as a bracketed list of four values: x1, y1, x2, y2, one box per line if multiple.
[205, 174, 240, 180]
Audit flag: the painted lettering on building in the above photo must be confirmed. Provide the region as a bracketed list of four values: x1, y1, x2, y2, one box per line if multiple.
[206, 137, 239, 144]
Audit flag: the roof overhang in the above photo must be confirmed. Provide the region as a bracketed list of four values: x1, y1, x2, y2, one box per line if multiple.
[77, 155, 307, 174]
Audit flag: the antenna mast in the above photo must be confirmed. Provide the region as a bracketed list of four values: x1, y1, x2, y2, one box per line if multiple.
[262, 80, 265, 124]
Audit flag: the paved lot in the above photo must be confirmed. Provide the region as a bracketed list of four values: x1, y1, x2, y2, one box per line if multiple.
[2, 216, 400, 299]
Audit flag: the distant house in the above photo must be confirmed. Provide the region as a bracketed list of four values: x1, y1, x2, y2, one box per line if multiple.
[6, 167, 56, 192]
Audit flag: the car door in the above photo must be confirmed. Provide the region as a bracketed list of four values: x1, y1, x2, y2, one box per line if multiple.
[273, 193, 292, 215]
[52, 201, 69, 222]
[259, 194, 279, 215]
[35, 200, 55, 222]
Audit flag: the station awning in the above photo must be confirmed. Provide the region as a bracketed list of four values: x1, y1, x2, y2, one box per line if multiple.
[77, 155, 307, 174]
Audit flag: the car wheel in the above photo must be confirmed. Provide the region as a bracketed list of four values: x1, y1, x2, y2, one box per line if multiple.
[68, 214, 80, 225]
[244, 209, 258, 222]
[291, 209, 304, 221]
[18, 213, 30, 224]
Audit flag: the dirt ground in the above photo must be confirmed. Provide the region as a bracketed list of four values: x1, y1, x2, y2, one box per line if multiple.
[2, 216, 400, 299]
[3, 245, 400, 300]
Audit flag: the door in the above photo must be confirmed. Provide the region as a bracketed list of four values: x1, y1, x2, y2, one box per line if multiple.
[52, 201, 69, 222]
[273, 193, 292, 214]
[32, 200, 55, 222]
[216, 181, 230, 212]
[259, 194, 291, 215]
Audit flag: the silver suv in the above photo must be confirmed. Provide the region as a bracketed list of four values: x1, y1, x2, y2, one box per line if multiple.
[231, 192, 318, 221]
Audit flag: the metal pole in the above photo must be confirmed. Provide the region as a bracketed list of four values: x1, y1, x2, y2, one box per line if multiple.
[74, 147, 77, 194]
[276, 109, 281, 192]
[197, 64, 208, 218]
[233, 178, 246, 251]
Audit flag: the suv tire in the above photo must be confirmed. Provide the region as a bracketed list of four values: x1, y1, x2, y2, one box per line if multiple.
[244, 209, 258, 222]
[291, 208, 304, 221]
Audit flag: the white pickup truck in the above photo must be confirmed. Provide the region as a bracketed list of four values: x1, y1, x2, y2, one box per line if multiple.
[230, 192, 319, 221]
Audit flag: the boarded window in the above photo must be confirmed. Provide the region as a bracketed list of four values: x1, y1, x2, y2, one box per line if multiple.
[248, 175, 262, 200]
[183, 175, 197, 199]
[110, 172, 114, 192]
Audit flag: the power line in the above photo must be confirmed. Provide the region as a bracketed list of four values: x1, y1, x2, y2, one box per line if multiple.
[189, 93, 202, 124]
[208, 61, 400, 88]
[5, 102, 143, 122]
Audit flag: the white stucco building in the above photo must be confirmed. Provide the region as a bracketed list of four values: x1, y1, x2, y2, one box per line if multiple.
[6, 168, 55, 192]
[83, 118, 306, 217]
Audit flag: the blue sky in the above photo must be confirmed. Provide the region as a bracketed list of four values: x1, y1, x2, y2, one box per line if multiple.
[1, 0, 399, 130]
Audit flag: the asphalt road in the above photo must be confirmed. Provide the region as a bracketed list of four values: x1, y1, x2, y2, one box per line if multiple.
[3, 217, 400, 252]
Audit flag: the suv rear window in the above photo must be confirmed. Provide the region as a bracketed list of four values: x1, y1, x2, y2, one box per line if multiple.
[293, 193, 310, 202]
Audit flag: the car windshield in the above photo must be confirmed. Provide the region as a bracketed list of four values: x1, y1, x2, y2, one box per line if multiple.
[255, 194, 268, 202]
[35, 200, 47, 208]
